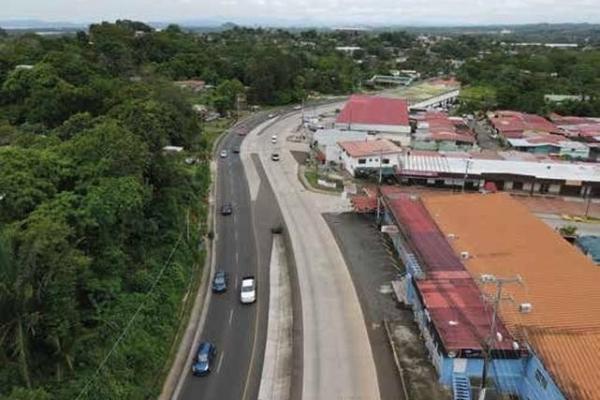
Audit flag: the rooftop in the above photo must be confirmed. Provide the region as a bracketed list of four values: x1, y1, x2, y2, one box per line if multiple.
[398, 151, 600, 182]
[423, 193, 600, 400]
[489, 111, 560, 138]
[336, 95, 409, 127]
[338, 139, 401, 158]
[382, 188, 515, 353]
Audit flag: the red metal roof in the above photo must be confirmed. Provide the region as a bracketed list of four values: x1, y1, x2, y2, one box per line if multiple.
[382, 191, 464, 271]
[490, 111, 561, 138]
[336, 95, 409, 127]
[381, 189, 517, 353]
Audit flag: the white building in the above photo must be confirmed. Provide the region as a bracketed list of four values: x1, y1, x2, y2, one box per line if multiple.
[334, 95, 411, 145]
[338, 139, 403, 177]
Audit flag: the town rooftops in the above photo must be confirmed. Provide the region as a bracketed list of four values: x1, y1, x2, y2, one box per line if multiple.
[423, 193, 600, 400]
[336, 94, 409, 127]
[338, 139, 401, 158]
[381, 188, 515, 354]
[489, 111, 560, 138]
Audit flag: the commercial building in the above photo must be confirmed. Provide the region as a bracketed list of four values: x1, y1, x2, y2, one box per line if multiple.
[398, 150, 600, 198]
[506, 136, 590, 159]
[421, 193, 600, 399]
[337, 139, 402, 177]
[381, 191, 600, 399]
[380, 189, 525, 397]
[335, 95, 411, 145]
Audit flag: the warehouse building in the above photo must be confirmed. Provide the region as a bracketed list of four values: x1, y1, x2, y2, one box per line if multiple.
[335, 95, 411, 145]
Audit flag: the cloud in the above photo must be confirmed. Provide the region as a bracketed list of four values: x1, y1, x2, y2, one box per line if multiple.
[2, 0, 600, 25]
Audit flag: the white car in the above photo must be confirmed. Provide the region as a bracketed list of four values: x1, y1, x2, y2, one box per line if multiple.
[293, 105, 302, 110]
[271, 153, 280, 161]
[240, 276, 256, 304]
[271, 135, 277, 144]
[219, 149, 228, 158]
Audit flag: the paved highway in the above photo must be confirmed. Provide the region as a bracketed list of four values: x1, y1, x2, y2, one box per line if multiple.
[178, 119, 274, 400]
[245, 109, 381, 399]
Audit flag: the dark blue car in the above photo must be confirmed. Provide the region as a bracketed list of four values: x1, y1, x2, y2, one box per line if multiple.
[192, 342, 216, 376]
[212, 271, 228, 293]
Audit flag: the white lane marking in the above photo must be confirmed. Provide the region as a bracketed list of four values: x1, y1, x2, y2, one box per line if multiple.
[216, 352, 225, 374]
[235, 275, 239, 288]
[235, 229, 238, 242]
[236, 251, 239, 264]
[228, 309, 234, 325]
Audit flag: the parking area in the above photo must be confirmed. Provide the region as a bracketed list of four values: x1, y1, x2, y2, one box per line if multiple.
[325, 212, 450, 400]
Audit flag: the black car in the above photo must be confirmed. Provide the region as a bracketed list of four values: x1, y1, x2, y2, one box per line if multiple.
[212, 271, 228, 293]
[192, 342, 216, 376]
[221, 202, 233, 215]
[232, 147, 240, 154]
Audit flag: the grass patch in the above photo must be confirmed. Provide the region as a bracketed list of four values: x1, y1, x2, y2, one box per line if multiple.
[304, 169, 343, 192]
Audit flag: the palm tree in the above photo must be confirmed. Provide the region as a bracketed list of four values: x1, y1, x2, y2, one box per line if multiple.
[0, 230, 39, 388]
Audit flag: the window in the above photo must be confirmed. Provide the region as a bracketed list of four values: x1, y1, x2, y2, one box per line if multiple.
[368, 158, 373, 162]
[358, 159, 366, 164]
[535, 369, 548, 390]
[382, 158, 390, 164]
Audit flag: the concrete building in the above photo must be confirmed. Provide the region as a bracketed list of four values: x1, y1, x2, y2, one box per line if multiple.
[312, 128, 368, 163]
[397, 150, 600, 198]
[381, 191, 600, 399]
[335, 95, 411, 145]
[507, 136, 590, 159]
[412, 111, 476, 151]
[338, 139, 402, 177]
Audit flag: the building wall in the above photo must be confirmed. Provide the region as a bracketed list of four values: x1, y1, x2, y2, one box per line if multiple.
[334, 122, 411, 134]
[383, 203, 567, 400]
[339, 148, 402, 177]
[517, 353, 566, 400]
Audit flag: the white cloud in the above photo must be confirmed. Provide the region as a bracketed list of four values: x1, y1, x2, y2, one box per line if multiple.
[2, 0, 600, 25]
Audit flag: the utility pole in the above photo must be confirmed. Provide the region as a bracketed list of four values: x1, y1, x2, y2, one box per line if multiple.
[584, 184, 593, 219]
[461, 158, 472, 193]
[376, 147, 384, 223]
[478, 274, 523, 400]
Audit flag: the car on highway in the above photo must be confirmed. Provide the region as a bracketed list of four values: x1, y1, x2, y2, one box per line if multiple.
[293, 105, 302, 110]
[212, 271, 228, 293]
[191, 342, 216, 376]
[271, 153, 280, 161]
[240, 276, 256, 304]
[267, 113, 277, 118]
[271, 135, 277, 144]
[221, 202, 233, 215]
[220, 149, 228, 158]
[232, 146, 240, 153]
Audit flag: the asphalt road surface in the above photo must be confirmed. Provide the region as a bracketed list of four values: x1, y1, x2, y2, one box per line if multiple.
[178, 127, 270, 400]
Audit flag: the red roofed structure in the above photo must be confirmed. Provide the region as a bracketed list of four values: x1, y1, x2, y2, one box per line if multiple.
[488, 111, 561, 139]
[335, 95, 411, 138]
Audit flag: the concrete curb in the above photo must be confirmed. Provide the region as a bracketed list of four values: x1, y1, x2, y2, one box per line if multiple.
[383, 319, 411, 400]
[159, 124, 231, 400]
[257, 235, 293, 400]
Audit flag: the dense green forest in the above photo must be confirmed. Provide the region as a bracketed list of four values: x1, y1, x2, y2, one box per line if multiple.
[456, 45, 600, 115]
[0, 21, 214, 400]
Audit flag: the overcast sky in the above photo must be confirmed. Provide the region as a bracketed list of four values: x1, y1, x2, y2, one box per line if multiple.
[3, 0, 600, 25]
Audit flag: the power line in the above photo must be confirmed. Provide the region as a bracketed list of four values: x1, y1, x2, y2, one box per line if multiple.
[75, 233, 184, 400]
